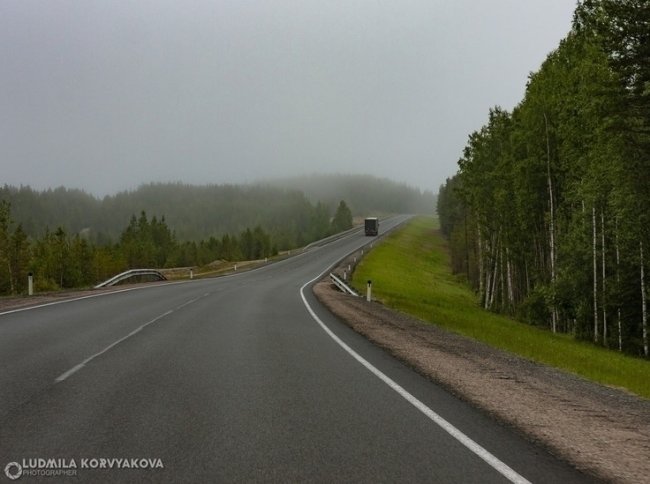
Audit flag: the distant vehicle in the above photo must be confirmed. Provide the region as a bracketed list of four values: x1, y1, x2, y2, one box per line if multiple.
[364, 217, 379, 236]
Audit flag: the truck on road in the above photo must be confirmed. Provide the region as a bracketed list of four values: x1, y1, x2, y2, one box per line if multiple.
[364, 217, 379, 236]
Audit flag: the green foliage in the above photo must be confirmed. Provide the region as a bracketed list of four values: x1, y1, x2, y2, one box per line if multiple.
[120, 212, 176, 268]
[0, 201, 31, 295]
[0, 199, 322, 294]
[438, 3, 650, 357]
[331, 200, 353, 233]
[352, 217, 650, 398]
[0, 175, 433, 244]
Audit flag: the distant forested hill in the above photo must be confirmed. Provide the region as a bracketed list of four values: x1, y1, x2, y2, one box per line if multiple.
[266, 174, 435, 215]
[0, 175, 433, 242]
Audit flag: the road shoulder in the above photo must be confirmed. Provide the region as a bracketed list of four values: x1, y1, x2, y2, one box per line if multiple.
[313, 279, 650, 484]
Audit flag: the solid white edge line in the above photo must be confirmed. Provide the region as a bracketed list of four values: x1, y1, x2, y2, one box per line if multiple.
[0, 280, 190, 317]
[299, 270, 532, 484]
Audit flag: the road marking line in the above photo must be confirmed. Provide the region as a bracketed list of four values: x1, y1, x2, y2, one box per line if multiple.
[299, 272, 531, 484]
[55, 309, 173, 383]
[54, 291, 208, 383]
[176, 297, 200, 310]
[0, 281, 189, 317]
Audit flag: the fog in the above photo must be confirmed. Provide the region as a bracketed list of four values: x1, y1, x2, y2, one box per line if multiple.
[0, 1, 575, 196]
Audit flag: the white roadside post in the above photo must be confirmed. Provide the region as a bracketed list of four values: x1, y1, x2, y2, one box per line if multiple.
[190, 268, 193, 280]
[366, 280, 372, 302]
[28, 272, 34, 296]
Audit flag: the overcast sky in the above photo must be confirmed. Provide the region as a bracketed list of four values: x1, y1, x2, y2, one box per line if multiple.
[1, 1, 577, 196]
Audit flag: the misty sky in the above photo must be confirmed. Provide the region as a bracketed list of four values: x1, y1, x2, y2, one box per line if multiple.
[1, 1, 576, 196]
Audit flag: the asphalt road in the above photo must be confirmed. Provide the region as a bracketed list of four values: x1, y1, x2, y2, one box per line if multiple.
[0, 216, 592, 483]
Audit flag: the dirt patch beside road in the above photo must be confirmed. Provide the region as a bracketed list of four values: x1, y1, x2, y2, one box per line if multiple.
[313, 279, 650, 484]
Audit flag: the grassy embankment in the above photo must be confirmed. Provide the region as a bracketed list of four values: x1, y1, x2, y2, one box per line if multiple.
[351, 216, 650, 399]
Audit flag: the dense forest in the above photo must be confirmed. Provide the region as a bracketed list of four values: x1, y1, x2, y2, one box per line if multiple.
[0, 174, 433, 242]
[1, 173, 424, 295]
[438, 0, 649, 357]
[0, 198, 355, 295]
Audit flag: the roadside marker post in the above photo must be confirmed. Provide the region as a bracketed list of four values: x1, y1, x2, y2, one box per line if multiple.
[366, 280, 372, 302]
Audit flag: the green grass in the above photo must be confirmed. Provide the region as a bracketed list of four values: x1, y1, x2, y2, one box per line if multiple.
[352, 216, 650, 399]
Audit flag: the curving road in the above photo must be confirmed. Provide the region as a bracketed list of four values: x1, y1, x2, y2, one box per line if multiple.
[0, 216, 590, 483]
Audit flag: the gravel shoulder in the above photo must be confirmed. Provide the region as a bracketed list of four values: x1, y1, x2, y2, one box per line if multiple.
[313, 276, 650, 484]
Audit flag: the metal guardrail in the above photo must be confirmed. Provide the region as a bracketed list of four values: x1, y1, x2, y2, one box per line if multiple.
[94, 269, 167, 289]
[329, 273, 359, 297]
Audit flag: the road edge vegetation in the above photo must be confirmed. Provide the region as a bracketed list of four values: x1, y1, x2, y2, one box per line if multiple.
[351, 216, 650, 400]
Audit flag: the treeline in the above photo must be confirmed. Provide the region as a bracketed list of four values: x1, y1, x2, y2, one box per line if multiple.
[266, 174, 436, 215]
[438, 1, 649, 357]
[0, 200, 354, 295]
[0, 174, 432, 243]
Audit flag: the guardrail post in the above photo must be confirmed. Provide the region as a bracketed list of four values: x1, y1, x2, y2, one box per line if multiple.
[366, 280, 372, 302]
[28, 272, 34, 296]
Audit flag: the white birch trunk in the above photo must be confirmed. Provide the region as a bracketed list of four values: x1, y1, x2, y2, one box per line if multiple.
[544, 112, 557, 333]
[601, 210, 607, 347]
[489, 236, 499, 309]
[478, 224, 484, 305]
[506, 247, 514, 307]
[615, 218, 622, 352]
[641, 240, 648, 357]
[593, 206, 598, 344]
[485, 270, 492, 309]
[484, 242, 492, 310]
[500, 245, 505, 309]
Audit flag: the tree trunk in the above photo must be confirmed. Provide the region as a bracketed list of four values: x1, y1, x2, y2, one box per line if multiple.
[7, 258, 14, 295]
[506, 247, 514, 308]
[601, 210, 608, 347]
[641, 240, 648, 357]
[615, 218, 622, 351]
[544, 112, 557, 333]
[478, 224, 485, 306]
[484, 242, 492, 310]
[464, 210, 470, 282]
[593, 206, 598, 344]
[500, 245, 505, 310]
[488, 235, 499, 309]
